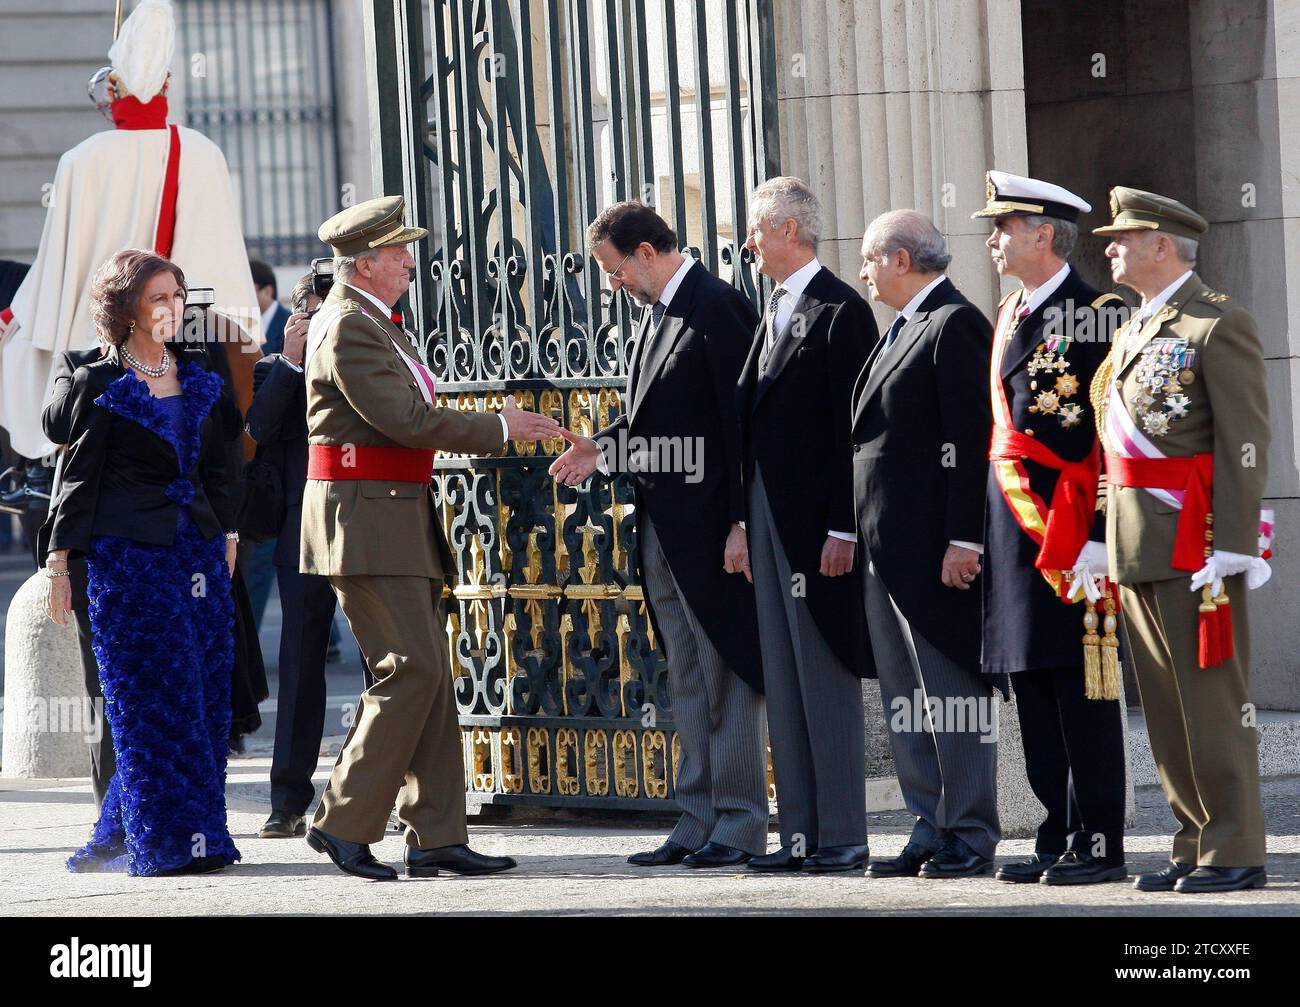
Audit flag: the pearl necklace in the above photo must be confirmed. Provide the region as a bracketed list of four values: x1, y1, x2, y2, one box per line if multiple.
[122, 343, 171, 378]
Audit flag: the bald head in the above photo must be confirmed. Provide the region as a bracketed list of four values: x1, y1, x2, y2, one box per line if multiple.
[860, 210, 951, 310]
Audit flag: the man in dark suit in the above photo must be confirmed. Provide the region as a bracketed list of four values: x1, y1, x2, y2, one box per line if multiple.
[550, 201, 767, 868]
[973, 171, 1129, 886]
[252, 259, 291, 356]
[736, 177, 875, 873]
[40, 345, 113, 811]
[852, 209, 1001, 879]
[245, 276, 344, 839]
[247, 260, 290, 630]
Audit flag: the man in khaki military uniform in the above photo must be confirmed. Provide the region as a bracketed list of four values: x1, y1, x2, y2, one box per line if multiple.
[300, 195, 559, 879]
[1081, 187, 1271, 893]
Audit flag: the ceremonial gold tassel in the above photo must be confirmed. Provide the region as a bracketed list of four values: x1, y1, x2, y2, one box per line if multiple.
[1098, 588, 1121, 700]
[1082, 600, 1103, 698]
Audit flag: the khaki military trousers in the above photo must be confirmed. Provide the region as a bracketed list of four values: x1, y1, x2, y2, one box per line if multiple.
[1119, 573, 1265, 867]
[311, 574, 468, 849]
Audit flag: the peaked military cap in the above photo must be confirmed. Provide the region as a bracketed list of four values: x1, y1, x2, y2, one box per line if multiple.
[318, 195, 427, 256]
[1092, 186, 1208, 240]
[972, 170, 1091, 222]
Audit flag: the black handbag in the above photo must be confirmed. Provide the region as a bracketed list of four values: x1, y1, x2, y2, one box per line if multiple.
[236, 446, 285, 542]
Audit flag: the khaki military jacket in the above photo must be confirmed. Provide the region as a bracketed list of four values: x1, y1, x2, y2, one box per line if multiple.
[1095, 273, 1269, 584]
[299, 282, 505, 580]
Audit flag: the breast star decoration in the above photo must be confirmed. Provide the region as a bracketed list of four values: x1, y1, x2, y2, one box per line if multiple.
[1026, 340, 1085, 428]
[1130, 339, 1197, 438]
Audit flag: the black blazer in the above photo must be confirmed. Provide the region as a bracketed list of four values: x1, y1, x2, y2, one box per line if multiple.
[737, 264, 876, 675]
[850, 277, 993, 677]
[982, 266, 1116, 674]
[245, 353, 309, 567]
[595, 260, 763, 691]
[42, 343, 234, 558]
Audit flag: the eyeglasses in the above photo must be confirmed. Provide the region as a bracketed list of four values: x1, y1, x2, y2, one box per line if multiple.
[604, 249, 635, 280]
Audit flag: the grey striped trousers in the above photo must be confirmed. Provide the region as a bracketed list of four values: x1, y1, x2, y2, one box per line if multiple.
[748, 466, 867, 850]
[639, 515, 769, 855]
[861, 559, 1000, 858]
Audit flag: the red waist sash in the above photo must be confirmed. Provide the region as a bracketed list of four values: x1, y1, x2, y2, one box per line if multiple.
[1105, 452, 1213, 572]
[989, 427, 1099, 572]
[307, 444, 435, 483]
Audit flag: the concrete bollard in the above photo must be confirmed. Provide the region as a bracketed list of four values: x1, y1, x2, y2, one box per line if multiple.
[2, 571, 93, 779]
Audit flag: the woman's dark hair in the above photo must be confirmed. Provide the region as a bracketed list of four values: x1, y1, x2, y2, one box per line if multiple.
[586, 201, 678, 255]
[289, 273, 316, 314]
[89, 249, 187, 347]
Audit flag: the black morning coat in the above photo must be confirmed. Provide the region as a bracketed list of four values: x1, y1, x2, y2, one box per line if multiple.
[981, 266, 1115, 675]
[736, 264, 877, 675]
[850, 277, 1005, 691]
[595, 259, 764, 692]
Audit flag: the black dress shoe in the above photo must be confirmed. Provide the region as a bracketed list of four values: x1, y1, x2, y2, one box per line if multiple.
[682, 842, 752, 868]
[995, 851, 1060, 884]
[1133, 860, 1196, 892]
[405, 844, 517, 877]
[747, 845, 813, 872]
[1040, 851, 1127, 886]
[805, 843, 870, 873]
[1174, 866, 1267, 893]
[158, 855, 227, 876]
[919, 836, 993, 879]
[260, 810, 307, 839]
[627, 840, 692, 867]
[306, 827, 397, 880]
[866, 842, 933, 878]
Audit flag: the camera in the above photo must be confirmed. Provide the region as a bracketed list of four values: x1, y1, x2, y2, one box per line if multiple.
[310, 258, 334, 302]
[181, 287, 215, 345]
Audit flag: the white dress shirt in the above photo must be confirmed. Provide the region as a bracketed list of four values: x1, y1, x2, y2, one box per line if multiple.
[1135, 269, 1194, 327]
[770, 256, 822, 336]
[1018, 261, 1071, 318]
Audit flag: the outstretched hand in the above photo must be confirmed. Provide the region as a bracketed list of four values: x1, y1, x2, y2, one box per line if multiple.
[502, 394, 561, 442]
[548, 427, 603, 486]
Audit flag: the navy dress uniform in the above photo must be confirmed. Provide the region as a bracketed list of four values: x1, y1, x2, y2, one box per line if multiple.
[973, 172, 1129, 885]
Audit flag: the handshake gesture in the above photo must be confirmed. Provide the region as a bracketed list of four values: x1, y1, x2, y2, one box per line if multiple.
[498, 398, 603, 485]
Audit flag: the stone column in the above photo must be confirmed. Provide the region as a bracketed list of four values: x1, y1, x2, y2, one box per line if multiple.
[772, 0, 1028, 318]
[1188, 0, 1300, 709]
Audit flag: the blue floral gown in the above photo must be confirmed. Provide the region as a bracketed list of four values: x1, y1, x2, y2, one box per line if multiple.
[67, 365, 241, 875]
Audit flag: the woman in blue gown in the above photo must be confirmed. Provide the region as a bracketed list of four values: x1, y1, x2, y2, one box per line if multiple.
[43, 248, 241, 876]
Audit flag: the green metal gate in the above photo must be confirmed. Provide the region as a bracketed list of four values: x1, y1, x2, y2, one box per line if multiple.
[363, 0, 779, 810]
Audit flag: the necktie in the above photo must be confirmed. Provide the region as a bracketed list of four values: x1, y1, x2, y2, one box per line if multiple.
[651, 301, 666, 328]
[761, 286, 787, 368]
[883, 314, 905, 349]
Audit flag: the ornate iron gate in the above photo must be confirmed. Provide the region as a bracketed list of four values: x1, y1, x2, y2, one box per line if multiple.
[364, 0, 778, 810]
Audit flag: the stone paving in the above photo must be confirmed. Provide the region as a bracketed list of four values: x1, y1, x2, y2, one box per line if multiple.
[2, 759, 1296, 916]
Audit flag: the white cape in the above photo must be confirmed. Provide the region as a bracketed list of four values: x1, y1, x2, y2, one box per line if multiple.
[0, 125, 259, 458]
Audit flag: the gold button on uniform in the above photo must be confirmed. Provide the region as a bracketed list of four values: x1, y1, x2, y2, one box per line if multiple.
[389, 489, 397, 497]
[1025, 429, 1035, 437]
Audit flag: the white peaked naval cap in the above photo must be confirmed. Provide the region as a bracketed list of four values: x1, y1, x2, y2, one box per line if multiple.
[108, 0, 176, 103]
[972, 170, 1091, 221]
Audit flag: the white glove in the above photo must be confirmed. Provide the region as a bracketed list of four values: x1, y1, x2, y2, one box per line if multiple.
[1189, 550, 1272, 596]
[1068, 540, 1108, 603]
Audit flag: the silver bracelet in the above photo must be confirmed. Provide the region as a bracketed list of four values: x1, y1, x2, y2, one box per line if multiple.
[45, 567, 70, 578]
[225, 532, 239, 542]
